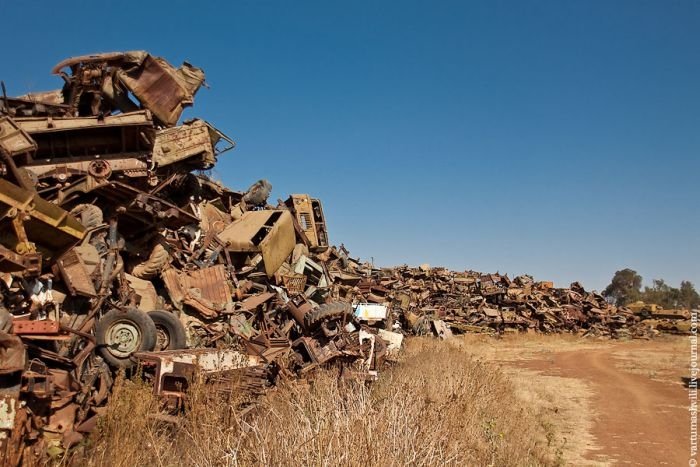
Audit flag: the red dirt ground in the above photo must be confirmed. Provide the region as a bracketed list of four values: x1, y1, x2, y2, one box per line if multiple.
[517, 342, 689, 466]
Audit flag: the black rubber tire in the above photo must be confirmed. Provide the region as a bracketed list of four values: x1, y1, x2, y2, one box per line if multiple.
[148, 310, 187, 351]
[305, 302, 353, 330]
[96, 308, 157, 369]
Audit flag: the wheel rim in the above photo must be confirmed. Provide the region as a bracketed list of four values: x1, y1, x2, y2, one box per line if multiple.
[155, 325, 170, 351]
[105, 319, 142, 357]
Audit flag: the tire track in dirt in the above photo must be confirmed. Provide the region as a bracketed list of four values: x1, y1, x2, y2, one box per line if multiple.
[517, 345, 688, 466]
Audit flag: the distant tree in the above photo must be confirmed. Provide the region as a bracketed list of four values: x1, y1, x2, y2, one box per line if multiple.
[679, 281, 700, 309]
[640, 279, 680, 308]
[603, 269, 642, 306]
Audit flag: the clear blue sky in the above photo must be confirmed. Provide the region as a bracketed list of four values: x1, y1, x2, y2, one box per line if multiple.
[3, 1, 698, 291]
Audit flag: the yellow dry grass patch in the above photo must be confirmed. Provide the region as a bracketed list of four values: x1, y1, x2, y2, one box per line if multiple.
[610, 336, 687, 384]
[72, 338, 559, 466]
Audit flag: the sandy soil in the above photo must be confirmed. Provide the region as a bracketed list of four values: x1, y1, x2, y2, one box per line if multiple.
[458, 335, 691, 466]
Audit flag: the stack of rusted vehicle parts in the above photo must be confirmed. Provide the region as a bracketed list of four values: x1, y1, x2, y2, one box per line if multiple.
[328, 262, 689, 338]
[0, 52, 390, 464]
[0, 51, 686, 464]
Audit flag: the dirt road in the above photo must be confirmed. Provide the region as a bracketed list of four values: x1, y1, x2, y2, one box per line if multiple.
[514, 340, 689, 465]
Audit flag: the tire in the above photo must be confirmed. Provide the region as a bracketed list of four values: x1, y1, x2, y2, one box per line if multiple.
[96, 308, 157, 368]
[148, 310, 187, 351]
[305, 302, 353, 330]
[131, 243, 170, 279]
[70, 204, 104, 229]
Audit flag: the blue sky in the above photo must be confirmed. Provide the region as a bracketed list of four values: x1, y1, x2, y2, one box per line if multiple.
[2, 0, 698, 291]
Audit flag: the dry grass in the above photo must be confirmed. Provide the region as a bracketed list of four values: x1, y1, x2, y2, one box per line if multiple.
[504, 368, 602, 466]
[610, 336, 687, 384]
[436, 335, 610, 466]
[70, 338, 559, 466]
[451, 332, 611, 363]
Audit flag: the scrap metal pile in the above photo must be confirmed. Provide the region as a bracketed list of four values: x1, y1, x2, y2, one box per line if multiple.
[0, 52, 392, 464]
[0, 51, 688, 464]
[339, 265, 685, 339]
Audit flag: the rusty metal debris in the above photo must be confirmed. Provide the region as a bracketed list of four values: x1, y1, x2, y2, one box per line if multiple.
[340, 266, 690, 339]
[0, 51, 691, 464]
[0, 51, 392, 463]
